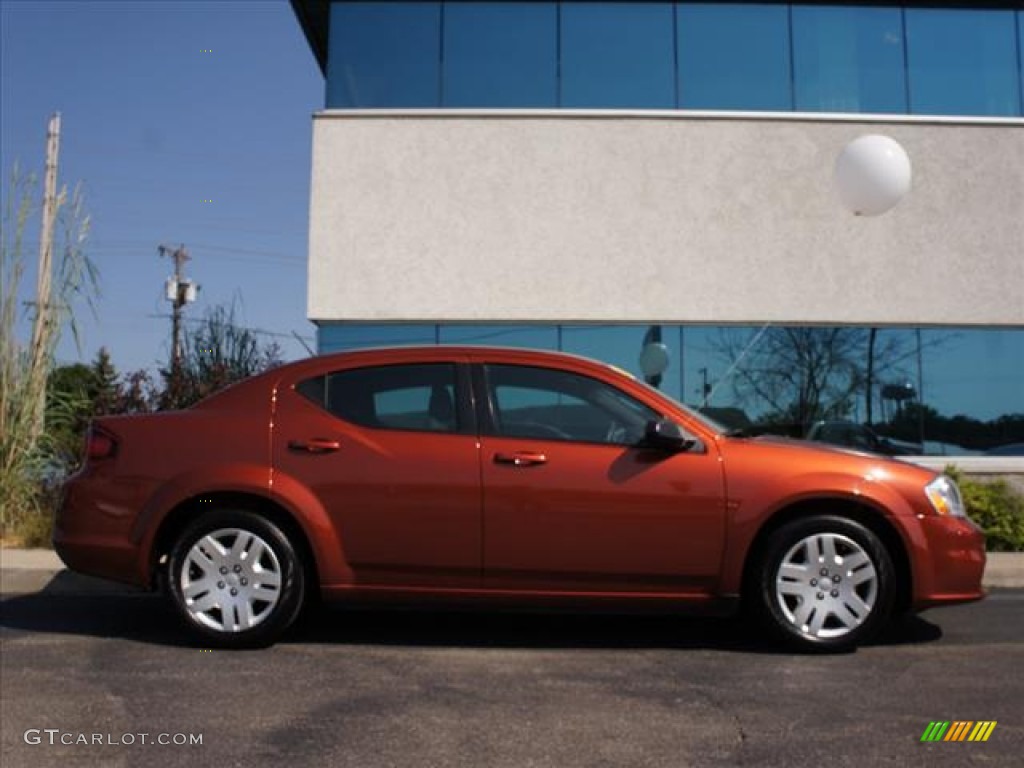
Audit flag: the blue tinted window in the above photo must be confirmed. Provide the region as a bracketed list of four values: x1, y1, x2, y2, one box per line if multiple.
[561, 2, 675, 108]
[677, 3, 792, 110]
[439, 324, 558, 349]
[327, 2, 441, 108]
[318, 323, 438, 353]
[906, 8, 1021, 117]
[443, 2, 557, 107]
[793, 5, 906, 113]
[1019, 11, 1024, 113]
[919, 329, 1024, 446]
[562, 325, 682, 396]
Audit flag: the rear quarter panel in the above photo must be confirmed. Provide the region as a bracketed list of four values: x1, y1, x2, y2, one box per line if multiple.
[61, 382, 277, 585]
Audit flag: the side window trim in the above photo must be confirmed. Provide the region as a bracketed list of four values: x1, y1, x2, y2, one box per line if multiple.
[455, 362, 477, 437]
[472, 363, 500, 437]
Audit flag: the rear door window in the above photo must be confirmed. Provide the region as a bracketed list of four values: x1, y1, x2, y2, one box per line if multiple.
[296, 363, 461, 433]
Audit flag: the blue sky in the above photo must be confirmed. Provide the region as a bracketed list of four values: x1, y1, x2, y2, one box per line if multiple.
[2, 0, 321, 372]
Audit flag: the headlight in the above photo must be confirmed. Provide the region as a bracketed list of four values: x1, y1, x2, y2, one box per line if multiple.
[925, 475, 966, 517]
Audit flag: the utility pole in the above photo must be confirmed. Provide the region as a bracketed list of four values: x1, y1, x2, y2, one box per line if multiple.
[29, 113, 61, 438]
[159, 244, 199, 390]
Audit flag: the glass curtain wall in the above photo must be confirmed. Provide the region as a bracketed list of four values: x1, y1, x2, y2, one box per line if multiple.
[791, 5, 907, 113]
[318, 323, 1024, 457]
[442, 2, 558, 107]
[676, 3, 792, 110]
[326, 2, 1024, 117]
[905, 7, 1022, 116]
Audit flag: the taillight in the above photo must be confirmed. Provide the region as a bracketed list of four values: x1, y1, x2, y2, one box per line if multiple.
[86, 427, 117, 460]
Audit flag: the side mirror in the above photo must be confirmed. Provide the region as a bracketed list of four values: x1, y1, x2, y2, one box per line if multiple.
[643, 419, 695, 452]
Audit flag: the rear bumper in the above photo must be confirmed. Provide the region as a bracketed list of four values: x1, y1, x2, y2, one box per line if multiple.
[910, 515, 986, 610]
[53, 477, 148, 588]
[53, 538, 143, 588]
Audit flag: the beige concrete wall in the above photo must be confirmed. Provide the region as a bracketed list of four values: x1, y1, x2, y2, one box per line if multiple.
[307, 111, 1024, 326]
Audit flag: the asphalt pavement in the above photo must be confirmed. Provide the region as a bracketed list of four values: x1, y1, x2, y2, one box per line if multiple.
[1, 549, 1022, 768]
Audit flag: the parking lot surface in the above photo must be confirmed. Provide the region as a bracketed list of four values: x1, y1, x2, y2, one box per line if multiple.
[1, 584, 1021, 768]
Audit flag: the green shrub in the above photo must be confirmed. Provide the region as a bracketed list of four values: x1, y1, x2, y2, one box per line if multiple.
[947, 468, 1024, 552]
[0, 471, 58, 548]
[12, 506, 55, 548]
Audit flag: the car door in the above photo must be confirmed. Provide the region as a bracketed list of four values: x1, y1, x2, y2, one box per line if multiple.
[477, 362, 726, 594]
[273, 359, 481, 588]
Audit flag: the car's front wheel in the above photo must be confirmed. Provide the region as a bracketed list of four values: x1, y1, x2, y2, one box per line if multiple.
[167, 510, 305, 648]
[752, 515, 895, 652]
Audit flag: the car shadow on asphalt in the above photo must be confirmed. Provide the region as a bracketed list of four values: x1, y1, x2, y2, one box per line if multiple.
[0, 591, 196, 647]
[0, 578, 944, 654]
[289, 603, 943, 653]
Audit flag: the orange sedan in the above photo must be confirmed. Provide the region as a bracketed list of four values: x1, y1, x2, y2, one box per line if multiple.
[55, 346, 985, 651]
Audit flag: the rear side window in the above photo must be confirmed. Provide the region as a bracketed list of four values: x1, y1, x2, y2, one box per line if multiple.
[295, 364, 460, 433]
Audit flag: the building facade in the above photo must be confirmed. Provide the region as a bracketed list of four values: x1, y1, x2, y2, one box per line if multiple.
[292, 1, 1024, 460]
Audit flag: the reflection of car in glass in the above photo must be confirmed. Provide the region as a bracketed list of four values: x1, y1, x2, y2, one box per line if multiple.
[806, 420, 922, 456]
[56, 347, 984, 652]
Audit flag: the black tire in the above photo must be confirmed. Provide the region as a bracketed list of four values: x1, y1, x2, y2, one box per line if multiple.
[167, 509, 306, 648]
[750, 515, 894, 653]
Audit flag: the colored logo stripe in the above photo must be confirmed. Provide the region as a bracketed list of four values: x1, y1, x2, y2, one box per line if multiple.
[921, 721, 997, 742]
[969, 722, 997, 742]
[945, 721, 972, 741]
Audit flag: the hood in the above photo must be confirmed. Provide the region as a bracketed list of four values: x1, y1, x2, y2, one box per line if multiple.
[717, 433, 939, 487]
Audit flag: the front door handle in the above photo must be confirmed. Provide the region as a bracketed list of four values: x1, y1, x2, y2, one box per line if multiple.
[288, 438, 341, 454]
[494, 451, 547, 467]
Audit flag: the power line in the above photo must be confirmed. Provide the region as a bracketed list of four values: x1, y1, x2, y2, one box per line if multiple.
[19, 239, 307, 265]
[146, 314, 314, 344]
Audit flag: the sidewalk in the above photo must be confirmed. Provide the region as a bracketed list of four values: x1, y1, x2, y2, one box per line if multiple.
[2, 548, 1023, 595]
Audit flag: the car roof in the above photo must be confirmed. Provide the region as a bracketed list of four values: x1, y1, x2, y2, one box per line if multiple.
[279, 344, 630, 379]
[194, 345, 635, 410]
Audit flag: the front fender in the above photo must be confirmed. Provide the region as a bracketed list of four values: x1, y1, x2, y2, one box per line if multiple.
[718, 469, 916, 595]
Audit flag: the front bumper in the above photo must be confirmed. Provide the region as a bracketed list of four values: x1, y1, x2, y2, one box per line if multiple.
[910, 514, 986, 610]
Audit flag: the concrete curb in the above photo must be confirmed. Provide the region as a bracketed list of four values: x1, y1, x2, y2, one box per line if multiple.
[3, 548, 1023, 596]
[980, 552, 1024, 588]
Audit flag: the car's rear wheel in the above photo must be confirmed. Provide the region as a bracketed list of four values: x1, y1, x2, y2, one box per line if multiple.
[167, 510, 305, 648]
[752, 515, 894, 652]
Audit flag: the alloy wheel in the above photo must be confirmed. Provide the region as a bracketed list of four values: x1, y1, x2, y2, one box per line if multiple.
[180, 527, 283, 633]
[774, 532, 879, 640]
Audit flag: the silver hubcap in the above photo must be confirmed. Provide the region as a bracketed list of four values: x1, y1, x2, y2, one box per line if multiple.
[180, 528, 282, 633]
[775, 532, 878, 640]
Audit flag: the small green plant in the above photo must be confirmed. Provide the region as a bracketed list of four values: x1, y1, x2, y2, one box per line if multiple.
[947, 467, 1024, 552]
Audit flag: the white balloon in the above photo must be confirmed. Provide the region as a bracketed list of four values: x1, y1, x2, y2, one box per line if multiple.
[834, 134, 912, 216]
[639, 342, 670, 378]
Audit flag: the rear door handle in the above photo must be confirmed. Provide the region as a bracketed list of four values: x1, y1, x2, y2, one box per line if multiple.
[494, 451, 547, 467]
[288, 438, 341, 454]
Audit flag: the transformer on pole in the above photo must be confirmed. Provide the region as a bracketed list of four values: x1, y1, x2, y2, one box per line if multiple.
[158, 244, 199, 387]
